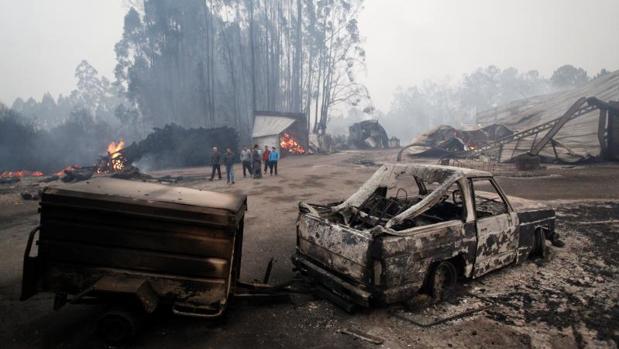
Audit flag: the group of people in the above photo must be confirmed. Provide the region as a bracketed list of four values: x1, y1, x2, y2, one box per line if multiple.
[209, 144, 280, 184]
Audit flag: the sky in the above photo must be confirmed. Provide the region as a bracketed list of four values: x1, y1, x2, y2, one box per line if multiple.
[0, 0, 618, 110]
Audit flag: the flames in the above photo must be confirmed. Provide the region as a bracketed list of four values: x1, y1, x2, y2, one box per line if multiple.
[0, 170, 44, 178]
[107, 140, 126, 171]
[1, 140, 127, 180]
[55, 165, 81, 177]
[97, 140, 127, 173]
[280, 133, 305, 154]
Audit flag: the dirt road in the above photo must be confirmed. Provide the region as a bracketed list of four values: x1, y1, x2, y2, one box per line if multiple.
[0, 149, 617, 348]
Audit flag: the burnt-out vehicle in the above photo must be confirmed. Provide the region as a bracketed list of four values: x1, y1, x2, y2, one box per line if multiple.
[292, 164, 558, 307]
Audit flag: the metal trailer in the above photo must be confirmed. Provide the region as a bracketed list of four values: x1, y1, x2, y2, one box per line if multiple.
[20, 177, 247, 342]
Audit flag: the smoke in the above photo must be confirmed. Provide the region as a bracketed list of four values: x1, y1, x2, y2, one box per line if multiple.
[0, 107, 241, 174]
[0, 108, 113, 173]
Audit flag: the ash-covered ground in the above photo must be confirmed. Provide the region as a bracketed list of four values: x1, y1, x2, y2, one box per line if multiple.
[0, 149, 617, 349]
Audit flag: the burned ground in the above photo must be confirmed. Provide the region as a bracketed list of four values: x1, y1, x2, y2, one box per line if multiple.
[0, 149, 617, 348]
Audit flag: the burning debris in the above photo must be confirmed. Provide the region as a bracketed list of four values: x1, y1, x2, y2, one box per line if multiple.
[0, 170, 44, 178]
[97, 140, 127, 173]
[122, 125, 240, 169]
[402, 124, 513, 158]
[280, 133, 306, 154]
[252, 111, 308, 156]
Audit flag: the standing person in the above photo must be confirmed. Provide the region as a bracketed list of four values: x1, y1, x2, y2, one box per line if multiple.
[240, 146, 252, 178]
[268, 146, 280, 176]
[209, 146, 222, 181]
[252, 144, 262, 178]
[262, 145, 271, 175]
[224, 148, 235, 184]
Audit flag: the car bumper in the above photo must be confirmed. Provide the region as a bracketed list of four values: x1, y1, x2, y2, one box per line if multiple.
[291, 253, 372, 307]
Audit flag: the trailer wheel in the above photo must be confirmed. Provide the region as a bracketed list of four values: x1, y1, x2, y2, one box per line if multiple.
[429, 261, 457, 303]
[97, 307, 142, 344]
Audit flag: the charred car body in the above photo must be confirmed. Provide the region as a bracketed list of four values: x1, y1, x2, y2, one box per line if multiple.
[292, 164, 557, 307]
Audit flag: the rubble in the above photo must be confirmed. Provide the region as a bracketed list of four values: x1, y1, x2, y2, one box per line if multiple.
[348, 120, 390, 149]
[0, 177, 20, 185]
[20, 191, 40, 201]
[60, 166, 95, 183]
[338, 328, 384, 345]
[402, 124, 513, 158]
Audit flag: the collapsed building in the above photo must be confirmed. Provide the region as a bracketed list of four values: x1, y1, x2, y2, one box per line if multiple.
[348, 120, 390, 149]
[404, 71, 619, 163]
[404, 124, 513, 158]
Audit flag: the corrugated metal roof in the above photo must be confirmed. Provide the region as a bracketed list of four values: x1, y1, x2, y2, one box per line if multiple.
[252, 116, 296, 138]
[475, 71, 619, 160]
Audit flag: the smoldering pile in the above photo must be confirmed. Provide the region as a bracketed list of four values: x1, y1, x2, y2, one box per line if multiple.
[121, 124, 239, 170]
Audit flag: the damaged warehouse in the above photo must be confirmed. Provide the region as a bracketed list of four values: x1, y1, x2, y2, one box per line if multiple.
[402, 71, 619, 164]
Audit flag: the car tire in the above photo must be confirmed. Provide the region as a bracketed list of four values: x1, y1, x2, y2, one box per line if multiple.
[97, 306, 143, 344]
[429, 261, 458, 303]
[530, 228, 547, 259]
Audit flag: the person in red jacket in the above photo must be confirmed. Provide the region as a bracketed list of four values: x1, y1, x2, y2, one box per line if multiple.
[262, 145, 271, 175]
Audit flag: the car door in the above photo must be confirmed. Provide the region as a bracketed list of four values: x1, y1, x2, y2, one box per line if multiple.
[470, 177, 518, 278]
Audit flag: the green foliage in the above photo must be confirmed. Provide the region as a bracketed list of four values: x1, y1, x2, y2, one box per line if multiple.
[550, 65, 590, 88]
[0, 108, 113, 173]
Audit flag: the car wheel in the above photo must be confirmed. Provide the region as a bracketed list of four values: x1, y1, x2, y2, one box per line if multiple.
[530, 228, 546, 259]
[430, 261, 457, 303]
[97, 306, 143, 344]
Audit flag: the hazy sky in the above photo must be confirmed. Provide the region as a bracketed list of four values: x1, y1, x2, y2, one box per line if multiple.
[1, 0, 618, 110]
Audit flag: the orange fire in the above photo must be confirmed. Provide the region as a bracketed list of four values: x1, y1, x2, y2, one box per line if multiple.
[55, 165, 81, 177]
[280, 133, 305, 154]
[106, 140, 126, 172]
[0, 170, 44, 178]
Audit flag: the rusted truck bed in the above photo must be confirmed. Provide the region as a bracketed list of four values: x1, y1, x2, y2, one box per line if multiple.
[21, 177, 247, 318]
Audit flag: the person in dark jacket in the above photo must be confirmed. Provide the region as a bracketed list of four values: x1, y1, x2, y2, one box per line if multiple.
[252, 144, 262, 178]
[209, 146, 222, 181]
[262, 145, 271, 175]
[268, 146, 280, 175]
[223, 148, 235, 184]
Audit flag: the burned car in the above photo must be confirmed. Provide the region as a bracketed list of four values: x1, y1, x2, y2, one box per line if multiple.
[292, 164, 557, 307]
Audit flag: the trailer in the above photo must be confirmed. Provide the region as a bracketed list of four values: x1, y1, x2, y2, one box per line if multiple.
[21, 177, 247, 342]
